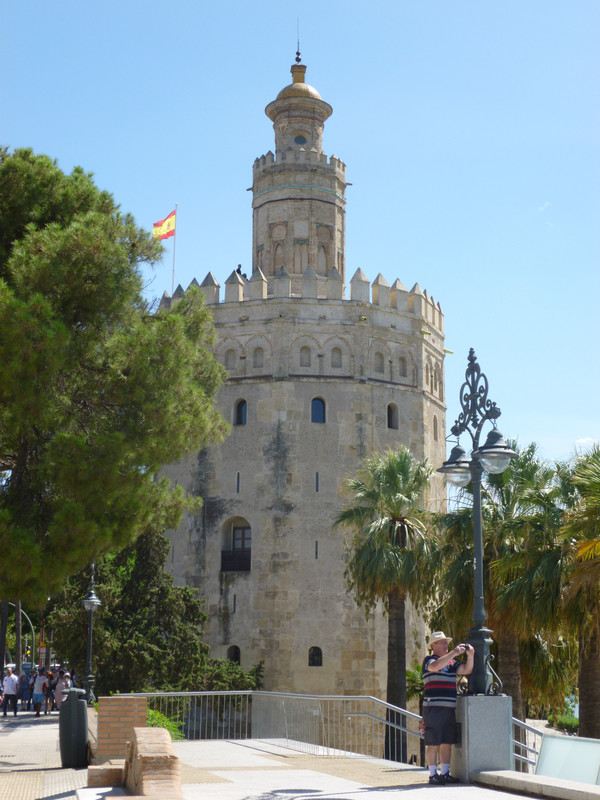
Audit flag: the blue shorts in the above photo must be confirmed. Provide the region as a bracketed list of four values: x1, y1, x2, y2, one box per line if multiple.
[33, 692, 45, 705]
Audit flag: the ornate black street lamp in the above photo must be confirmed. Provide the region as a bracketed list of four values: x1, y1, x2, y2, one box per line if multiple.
[437, 349, 516, 694]
[82, 563, 101, 704]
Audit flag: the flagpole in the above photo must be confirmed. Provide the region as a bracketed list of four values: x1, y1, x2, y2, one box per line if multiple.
[171, 203, 178, 296]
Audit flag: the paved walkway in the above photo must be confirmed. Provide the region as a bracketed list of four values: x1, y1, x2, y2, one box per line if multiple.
[0, 710, 87, 800]
[172, 738, 527, 800]
[0, 709, 532, 800]
[0, 710, 590, 800]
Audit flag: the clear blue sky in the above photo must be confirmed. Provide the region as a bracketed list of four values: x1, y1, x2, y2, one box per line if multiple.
[3, 1, 598, 464]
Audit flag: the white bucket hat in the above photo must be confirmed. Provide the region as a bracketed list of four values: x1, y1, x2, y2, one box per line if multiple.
[429, 630, 452, 647]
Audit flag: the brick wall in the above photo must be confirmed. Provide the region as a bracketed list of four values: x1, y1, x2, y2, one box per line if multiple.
[96, 695, 147, 763]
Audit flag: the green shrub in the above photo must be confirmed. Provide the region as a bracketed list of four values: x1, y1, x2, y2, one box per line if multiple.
[547, 712, 579, 735]
[147, 708, 185, 741]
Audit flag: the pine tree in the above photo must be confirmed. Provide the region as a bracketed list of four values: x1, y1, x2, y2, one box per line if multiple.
[48, 528, 263, 694]
[0, 148, 228, 606]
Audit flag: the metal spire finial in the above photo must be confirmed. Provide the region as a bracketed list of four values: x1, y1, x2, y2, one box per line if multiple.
[296, 18, 301, 63]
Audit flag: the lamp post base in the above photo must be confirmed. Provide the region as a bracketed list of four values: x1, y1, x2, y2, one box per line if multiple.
[85, 674, 96, 706]
[451, 694, 513, 781]
[467, 626, 494, 695]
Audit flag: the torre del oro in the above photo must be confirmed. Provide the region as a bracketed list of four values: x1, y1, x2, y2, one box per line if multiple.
[161, 56, 447, 700]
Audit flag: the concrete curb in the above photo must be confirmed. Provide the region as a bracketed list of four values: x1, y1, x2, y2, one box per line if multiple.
[474, 770, 600, 800]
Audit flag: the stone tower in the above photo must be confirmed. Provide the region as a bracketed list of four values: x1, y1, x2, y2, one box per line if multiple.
[161, 59, 447, 699]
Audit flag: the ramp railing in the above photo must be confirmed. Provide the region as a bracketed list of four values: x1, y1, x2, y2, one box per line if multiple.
[131, 689, 540, 770]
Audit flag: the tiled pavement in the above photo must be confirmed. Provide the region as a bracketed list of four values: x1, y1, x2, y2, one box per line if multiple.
[0, 711, 87, 800]
[0, 712, 525, 800]
[171, 739, 532, 800]
[2, 709, 597, 800]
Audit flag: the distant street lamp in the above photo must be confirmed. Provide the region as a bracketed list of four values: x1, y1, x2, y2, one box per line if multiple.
[82, 563, 101, 704]
[437, 348, 516, 694]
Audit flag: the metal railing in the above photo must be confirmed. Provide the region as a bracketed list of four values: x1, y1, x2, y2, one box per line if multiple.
[131, 689, 541, 771]
[141, 691, 253, 741]
[251, 692, 423, 762]
[134, 690, 423, 762]
[513, 718, 543, 773]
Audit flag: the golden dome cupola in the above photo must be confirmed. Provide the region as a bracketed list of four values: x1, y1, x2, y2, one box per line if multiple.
[265, 61, 333, 155]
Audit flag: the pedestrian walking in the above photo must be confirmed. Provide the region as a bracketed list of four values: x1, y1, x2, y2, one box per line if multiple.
[54, 670, 71, 710]
[2, 667, 19, 717]
[32, 667, 47, 718]
[18, 671, 30, 711]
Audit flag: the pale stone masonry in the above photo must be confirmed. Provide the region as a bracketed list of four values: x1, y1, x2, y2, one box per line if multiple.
[161, 58, 447, 702]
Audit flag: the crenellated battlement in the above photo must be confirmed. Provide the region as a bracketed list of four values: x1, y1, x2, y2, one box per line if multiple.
[253, 149, 346, 181]
[159, 266, 444, 335]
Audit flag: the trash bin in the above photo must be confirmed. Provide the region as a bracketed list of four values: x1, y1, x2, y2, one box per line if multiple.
[59, 688, 88, 768]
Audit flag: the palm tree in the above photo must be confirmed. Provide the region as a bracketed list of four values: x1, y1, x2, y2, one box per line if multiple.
[435, 442, 567, 722]
[492, 453, 579, 723]
[333, 446, 432, 760]
[560, 446, 600, 738]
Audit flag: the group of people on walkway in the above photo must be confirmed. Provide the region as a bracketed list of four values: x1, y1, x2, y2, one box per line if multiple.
[1, 666, 77, 718]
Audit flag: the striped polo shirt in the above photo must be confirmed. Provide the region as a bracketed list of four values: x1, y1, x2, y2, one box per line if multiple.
[422, 654, 460, 708]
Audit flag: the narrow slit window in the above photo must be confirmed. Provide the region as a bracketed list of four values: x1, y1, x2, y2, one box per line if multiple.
[235, 399, 247, 426]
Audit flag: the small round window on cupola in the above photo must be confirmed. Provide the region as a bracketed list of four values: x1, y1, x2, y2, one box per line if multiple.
[294, 134, 308, 145]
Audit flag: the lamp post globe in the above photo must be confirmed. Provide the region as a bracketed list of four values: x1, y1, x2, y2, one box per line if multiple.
[436, 349, 516, 695]
[475, 428, 516, 474]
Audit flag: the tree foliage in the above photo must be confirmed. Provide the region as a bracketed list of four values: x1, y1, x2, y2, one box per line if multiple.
[0, 148, 228, 606]
[335, 447, 433, 612]
[559, 446, 600, 738]
[48, 527, 263, 695]
[431, 442, 584, 723]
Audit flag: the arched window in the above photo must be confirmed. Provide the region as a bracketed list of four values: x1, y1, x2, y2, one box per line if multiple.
[235, 399, 247, 426]
[311, 397, 326, 423]
[318, 245, 327, 273]
[253, 347, 264, 368]
[300, 346, 311, 367]
[374, 352, 384, 374]
[227, 646, 241, 664]
[308, 646, 323, 667]
[274, 242, 284, 268]
[399, 356, 407, 378]
[225, 349, 236, 370]
[387, 403, 398, 430]
[294, 242, 308, 273]
[433, 415, 439, 441]
[331, 347, 342, 368]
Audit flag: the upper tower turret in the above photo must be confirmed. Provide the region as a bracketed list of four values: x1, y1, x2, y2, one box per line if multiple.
[252, 58, 347, 291]
[265, 62, 332, 155]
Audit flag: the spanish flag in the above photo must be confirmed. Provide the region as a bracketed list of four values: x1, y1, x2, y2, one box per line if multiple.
[152, 210, 176, 241]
